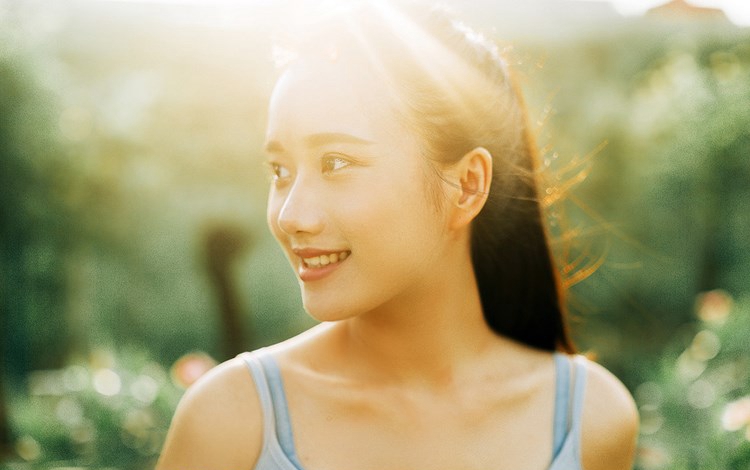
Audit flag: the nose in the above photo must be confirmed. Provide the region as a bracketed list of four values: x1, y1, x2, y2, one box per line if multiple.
[276, 178, 325, 236]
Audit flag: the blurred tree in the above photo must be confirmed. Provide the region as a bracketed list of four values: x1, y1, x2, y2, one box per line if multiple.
[521, 22, 750, 388]
[0, 41, 73, 375]
[0, 30, 73, 456]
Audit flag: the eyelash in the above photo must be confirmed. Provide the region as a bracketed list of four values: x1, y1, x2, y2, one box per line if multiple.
[266, 154, 353, 184]
[321, 154, 352, 175]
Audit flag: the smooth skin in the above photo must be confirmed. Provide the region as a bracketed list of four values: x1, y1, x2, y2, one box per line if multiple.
[156, 54, 639, 470]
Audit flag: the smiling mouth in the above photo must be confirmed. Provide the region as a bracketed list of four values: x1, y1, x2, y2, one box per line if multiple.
[301, 251, 350, 268]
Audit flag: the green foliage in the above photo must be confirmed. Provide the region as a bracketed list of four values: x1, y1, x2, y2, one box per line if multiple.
[0, 1, 308, 381]
[635, 291, 750, 469]
[523, 21, 750, 383]
[3, 348, 183, 470]
[0, 10, 77, 379]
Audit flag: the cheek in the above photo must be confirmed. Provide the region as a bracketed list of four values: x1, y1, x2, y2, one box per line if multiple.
[340, 174, 446, 266]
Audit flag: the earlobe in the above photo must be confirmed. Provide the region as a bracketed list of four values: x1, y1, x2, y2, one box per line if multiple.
[451, 147, 492, 229]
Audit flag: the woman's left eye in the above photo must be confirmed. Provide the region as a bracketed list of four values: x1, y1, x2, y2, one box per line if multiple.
[322, 155, 351, 175]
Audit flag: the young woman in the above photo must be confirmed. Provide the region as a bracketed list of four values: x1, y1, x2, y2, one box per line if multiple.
[156, 2, 639, 469]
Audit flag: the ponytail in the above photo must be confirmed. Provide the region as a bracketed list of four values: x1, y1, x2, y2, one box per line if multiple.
[472, 117, 575, 353]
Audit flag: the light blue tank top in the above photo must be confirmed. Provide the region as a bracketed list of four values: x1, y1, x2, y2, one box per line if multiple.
[240, 350, 587, 470]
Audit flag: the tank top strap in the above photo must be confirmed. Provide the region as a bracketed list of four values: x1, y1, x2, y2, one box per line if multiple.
[238, 350, 277, 449]
[240, 350, 305, 470]
[256, 353, 302, 466]
[552, 352, 571, 457]
[551, 354, 588, 458]
[569, 356, 588, 436]
[549, 354, 587, 470]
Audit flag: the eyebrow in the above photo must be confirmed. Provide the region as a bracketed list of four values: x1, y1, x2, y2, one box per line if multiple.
[264, 132, 374, 153]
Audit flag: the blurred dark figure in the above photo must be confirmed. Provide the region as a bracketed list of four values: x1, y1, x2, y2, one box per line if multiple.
[202, 224, 252, 359]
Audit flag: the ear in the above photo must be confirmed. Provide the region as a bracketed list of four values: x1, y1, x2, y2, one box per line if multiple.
[448, 146, 492, 230]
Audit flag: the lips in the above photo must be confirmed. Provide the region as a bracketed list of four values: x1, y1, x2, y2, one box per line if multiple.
[292, 248, 351, 282]
[301, 250, 349, 268]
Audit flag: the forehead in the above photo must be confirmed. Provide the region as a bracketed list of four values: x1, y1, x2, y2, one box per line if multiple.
[265, 55, 407, 145]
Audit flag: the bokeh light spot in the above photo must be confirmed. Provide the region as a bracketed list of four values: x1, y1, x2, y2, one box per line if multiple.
[695, 289, 733, 325]
[721, 396, 750, 432]
[63, 365, 89, 392]
[130, 375, 159, 405]
[635, 381, 663, 406]
[55, 397, 84, 427]
[690, 330, 721, 362]
[15, 435, 42, 461]
[687, 379, 716, 409]
[93, 368, 122, 396]
[677, 350, 707, 381]
[170, 352, 217, 389]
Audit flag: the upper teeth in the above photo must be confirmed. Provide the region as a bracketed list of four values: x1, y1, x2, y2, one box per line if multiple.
[303, 251, 349, 267]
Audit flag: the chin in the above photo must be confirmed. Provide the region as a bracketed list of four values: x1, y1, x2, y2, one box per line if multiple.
[301, 292, 364, 323]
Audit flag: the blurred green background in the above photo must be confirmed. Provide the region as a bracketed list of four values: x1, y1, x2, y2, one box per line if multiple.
[1, 0, 749, 469]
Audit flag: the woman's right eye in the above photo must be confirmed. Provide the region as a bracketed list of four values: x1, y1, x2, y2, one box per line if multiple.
[268, 162, 291, 182]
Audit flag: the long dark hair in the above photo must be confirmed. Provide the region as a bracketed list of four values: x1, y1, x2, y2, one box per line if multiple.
[276, 1, 575, 353]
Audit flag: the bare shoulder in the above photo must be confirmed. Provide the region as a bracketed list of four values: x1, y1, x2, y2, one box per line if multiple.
[578, 357, 639, 470]
[155, 354, 263, 470]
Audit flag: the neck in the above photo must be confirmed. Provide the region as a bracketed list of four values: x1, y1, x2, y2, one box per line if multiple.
[332, 238, 497, 386]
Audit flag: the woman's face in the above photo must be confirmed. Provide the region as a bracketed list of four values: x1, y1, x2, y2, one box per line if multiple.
[264, 54, 453, 321]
